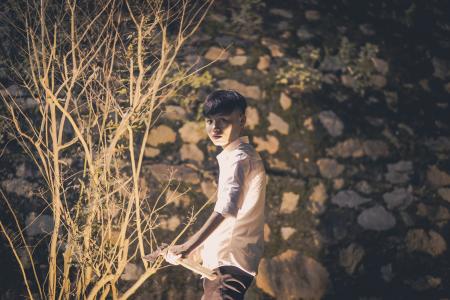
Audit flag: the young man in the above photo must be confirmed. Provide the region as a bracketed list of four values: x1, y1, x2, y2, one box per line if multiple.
[170, 90, 267, 300]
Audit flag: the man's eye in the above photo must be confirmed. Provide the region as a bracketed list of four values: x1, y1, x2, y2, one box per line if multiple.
[206, 120, 212, 124]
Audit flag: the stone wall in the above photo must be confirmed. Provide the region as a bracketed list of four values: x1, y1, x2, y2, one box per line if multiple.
[1, 0, 450, 299]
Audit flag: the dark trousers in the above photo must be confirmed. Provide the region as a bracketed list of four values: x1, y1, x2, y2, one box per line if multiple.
[201, 265, 254, 300]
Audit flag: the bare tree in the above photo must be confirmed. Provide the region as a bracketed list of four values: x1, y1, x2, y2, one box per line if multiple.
[0, 0, 214, 298]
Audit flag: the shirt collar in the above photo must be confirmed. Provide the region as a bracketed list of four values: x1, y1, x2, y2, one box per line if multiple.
[216, 136, 249, 161]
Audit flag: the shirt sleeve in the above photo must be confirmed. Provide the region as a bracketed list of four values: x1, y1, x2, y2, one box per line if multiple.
[214, 157, 249, 217]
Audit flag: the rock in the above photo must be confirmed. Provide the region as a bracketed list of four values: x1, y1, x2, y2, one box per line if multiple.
[424, 136, 450, 153]
[17, 248, 31, 269]
[15, 97, 39, 110]
[228, 55, 247, 66]
[400, 211, 414, 227]
[381, 264, 394, 282]
[1, 178, 37, 198]
[318, 110, 344, 137]
[256, 250, 329, 300]
[0, 84, 27, 97]
[333, 178, 345, 190]
[280, 28, 292, 37]
[218, 79, 263, 100]
[384, 91, 398, 112]
[25, 213, 54, 237]
[416, 203, 450, 224]
[371, 58, 389, 75]
[267, 112, 289, 135]
[148, 164, 200, 184]
[184, 53, 203, 67]
[365, 116, 385, 127]
[359, 23, 376, 35]
[303, 117, 314, 131]
[147, 125, 177, 147]
[166, 189, 191, 207]
[341, 75, 357, 89]
[121, 263, 144, 281]
[280, 192, 300, 214]
[371, 75, 387, 88]
[235, 48, 245, 55]
[316, 158, 345, 179]
[257, 55, 271, 71]
[445, 82, 450, 93]
[144, 147, 160, 158]
[164, 105, 187, 121]
[305, 10, 321, 21]
[339, 243, 365, 275]
[357, 206, 396, 231]
[438, 188, 450, 202]
[179, 121, 207, 144]
[410, 275, 442, 291]
[363, 140, 390, 159]
[267, 157, 289, 171]
[432, 57, 450, 79]
[308, 182, 328, 215]
[326, 139, 364, 158]
[427, 165, 450, 187]
[355, 180, 372, 194]
[15, 163, 33, 178]
[321, 74, 338, 85]
[332, 190, 371, 208]
[180, 143, 204, 163]
[201, 180, 216, 200]
[253, 135, 279, 154]
[436, 102, 448, 109]
[261, 38, 285, 58]
[204, 46, 229, 61]
[385, 161, 413, 184]
[383, 187, 414, 210]
[281, 227, 296, 240]
[279, 92, 292, 110]
[405, 229, 447, 256]
[296, 27, 314, 40]
[269, 8, 293, 18]
[320, 55, 344, 72]
[245, 106, 260, 130]
[264, 224, 271, 242]
[160, 215, 181, 231]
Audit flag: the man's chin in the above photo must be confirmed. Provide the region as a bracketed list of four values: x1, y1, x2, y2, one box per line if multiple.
[212, 139, 227, 147]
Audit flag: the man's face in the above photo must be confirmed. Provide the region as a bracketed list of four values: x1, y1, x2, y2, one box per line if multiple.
[205, 109, 246, 148]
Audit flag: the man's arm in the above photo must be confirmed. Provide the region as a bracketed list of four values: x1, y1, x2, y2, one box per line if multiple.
[170, 158, 248, 259]
[170, 211, 224, 258]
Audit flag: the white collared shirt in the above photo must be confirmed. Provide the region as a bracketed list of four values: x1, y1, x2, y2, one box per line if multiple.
[201, 136, 266, 276]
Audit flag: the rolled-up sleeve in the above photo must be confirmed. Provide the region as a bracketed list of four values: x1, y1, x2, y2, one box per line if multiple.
[214, 157, 249, 217]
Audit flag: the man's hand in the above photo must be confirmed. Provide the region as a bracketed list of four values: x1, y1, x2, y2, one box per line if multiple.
[164, 212, 225, 265]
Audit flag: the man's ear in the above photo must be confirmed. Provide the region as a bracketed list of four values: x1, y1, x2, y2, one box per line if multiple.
[240, 114, 246, 128]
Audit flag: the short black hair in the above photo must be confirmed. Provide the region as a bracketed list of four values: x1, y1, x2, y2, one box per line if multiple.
[202, 90, 247, 117]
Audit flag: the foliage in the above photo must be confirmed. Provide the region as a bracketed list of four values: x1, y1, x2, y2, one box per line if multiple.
[229, 0, 266, 35]
[276, 46, 323, 92]
[339, 37, 381, 94]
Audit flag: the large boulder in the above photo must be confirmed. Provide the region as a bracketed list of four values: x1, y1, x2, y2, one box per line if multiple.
[256, 250, 329, 300]
[405, 229, 447, 257]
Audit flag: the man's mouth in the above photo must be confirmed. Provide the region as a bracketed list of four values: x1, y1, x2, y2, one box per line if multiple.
[212, 134, 222, 139]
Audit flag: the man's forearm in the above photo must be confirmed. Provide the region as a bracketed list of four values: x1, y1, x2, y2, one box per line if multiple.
[185, 211, 224, 253]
